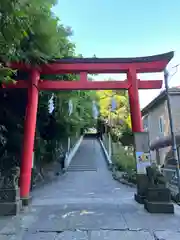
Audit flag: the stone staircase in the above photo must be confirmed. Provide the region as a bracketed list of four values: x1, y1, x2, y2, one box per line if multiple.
[68, 164, 97, 172]
[67, 138, 97, 172]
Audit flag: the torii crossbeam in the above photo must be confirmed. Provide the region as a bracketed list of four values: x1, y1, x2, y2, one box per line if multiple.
[2, 51, 174, 204]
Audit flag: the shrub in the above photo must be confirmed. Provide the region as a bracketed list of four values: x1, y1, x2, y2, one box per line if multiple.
[111, 142, 136, 172]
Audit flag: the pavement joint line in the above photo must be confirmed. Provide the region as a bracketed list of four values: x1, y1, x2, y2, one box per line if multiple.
[30, 228, 154, 232]
[0, 228, 157, 234]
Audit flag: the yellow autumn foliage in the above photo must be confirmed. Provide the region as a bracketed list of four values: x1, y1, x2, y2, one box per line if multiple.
[96, 90, 131, 128]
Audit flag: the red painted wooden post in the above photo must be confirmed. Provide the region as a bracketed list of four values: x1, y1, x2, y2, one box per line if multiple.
[128, 68, 143, 132]
[20, 69, 40, 204]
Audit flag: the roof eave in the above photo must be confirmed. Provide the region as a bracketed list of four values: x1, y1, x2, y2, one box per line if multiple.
[141, 89, 180, 116]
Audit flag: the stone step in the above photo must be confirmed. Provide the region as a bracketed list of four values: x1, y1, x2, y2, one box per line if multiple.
[0, 200, 22, 216]
[69, 163, 96, 166]
[144, 199, 174, 214]
[68, 165, 97, 172]
[68, 164, 96, 168]
[68, 168, 97, 171]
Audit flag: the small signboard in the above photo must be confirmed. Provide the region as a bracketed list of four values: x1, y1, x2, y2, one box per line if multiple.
[135, 151, 151, 174]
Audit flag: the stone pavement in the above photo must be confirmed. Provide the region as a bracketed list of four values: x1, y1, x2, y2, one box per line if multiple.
[1, 139, 180, 239]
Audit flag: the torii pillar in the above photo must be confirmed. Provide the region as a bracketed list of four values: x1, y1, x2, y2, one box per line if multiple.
[127, 68, 147, 204]
[20, 69, 40, 205]
[128, 67, 143, 132]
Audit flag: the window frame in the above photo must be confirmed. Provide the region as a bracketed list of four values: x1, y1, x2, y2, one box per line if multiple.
[159, 115, 164, 135]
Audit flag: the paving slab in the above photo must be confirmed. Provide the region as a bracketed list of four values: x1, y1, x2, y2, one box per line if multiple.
[0, 232, 58, 240]
[0, 207, 42, 235]
[154, 230, 180, 240]
[27, 204, 128, 232]
[55, 230, 88, 239]
[0, 236, 16, 240]
[90, 230, 154, 239]
[68, 208, 127, 230]
[123, 209, 180, 231]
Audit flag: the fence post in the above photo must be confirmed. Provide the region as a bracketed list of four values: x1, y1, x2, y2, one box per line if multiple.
[108, 132, 112, 159]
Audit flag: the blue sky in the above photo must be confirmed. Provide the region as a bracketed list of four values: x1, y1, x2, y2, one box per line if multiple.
[53, 0, 180, 108]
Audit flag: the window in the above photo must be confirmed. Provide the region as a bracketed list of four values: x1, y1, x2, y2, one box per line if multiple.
[143, 115, 148, 131]
[159, 116, 164, 135]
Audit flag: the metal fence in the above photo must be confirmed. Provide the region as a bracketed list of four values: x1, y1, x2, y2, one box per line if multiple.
[102, 133, 109, 154]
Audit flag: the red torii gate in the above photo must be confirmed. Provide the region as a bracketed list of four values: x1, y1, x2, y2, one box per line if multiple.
[4, 51, 173, 204]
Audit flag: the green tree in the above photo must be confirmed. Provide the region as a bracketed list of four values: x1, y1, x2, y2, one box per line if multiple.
[0, 0, 95, 182]
[96, 90, 130, 127]
[96, 89, 133, 145]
